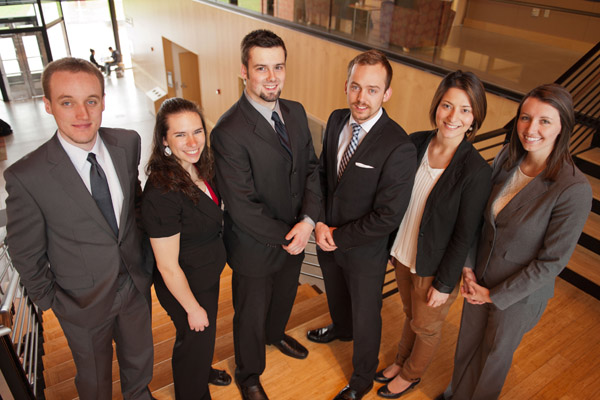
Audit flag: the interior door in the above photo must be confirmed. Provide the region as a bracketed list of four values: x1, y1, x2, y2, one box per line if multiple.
[179, 51, 202, 108]
[0, 32, 47, 100]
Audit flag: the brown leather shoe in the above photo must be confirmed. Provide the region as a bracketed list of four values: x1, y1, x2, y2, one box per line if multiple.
[236, 380, 269, 400]
[269, 334, 308, 359]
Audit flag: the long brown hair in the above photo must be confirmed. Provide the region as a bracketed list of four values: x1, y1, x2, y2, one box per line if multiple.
[146, 98, 214, 203]
[504, 84, 574, 181]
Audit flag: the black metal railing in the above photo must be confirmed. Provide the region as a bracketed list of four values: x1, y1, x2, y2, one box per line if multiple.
[0, 241, 45, 400]
[474, 41, 600, 161]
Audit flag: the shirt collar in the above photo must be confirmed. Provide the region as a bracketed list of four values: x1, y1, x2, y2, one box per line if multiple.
[349, 107, 383, 133]
[244, 90, 283, 123]
[57, 131, 102, 172]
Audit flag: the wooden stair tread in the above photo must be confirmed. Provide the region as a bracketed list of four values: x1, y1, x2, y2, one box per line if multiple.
[583, 211, 600, 241]
[585, 174, 600, 201]
[577, 147, 600, 166]
[567, 244, 600, 286]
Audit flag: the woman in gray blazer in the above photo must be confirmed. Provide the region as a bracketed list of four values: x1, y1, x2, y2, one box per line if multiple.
[376, 71, 492, 399]
[442, 84, 592, 400]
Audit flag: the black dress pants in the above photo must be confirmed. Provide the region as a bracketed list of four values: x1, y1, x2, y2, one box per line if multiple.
[155, 275, 220, 400]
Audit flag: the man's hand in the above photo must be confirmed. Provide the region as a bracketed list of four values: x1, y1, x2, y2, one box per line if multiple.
[188, 306, 209, 332]
[427, 286, 450, 308]
[315, 222, 337, 251]
[282, 221, 313, 255]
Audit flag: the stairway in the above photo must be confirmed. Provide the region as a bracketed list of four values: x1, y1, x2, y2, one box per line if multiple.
[40, 267, 331, 400]
[565, 147, 600, 293]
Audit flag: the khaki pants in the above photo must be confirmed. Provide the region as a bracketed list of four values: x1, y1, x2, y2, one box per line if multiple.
[392, 258, 459, 381]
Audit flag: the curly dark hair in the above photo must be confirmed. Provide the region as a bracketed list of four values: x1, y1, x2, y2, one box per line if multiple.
[146, 98, 214, 203]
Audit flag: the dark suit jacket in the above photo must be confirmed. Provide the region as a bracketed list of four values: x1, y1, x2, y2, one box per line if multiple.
[211, 94, 321, 277]
[407, 130, 492, 293]
[319, 108, 416, 274]
[5, 128, 152, 328]
[476, 145, 592, 310]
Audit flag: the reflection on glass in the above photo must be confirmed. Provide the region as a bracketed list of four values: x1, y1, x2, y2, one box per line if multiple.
[208, 0, 595, 93]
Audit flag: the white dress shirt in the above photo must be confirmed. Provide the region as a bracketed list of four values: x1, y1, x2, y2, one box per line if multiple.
[58, 132, 124, 227]
[390, 145, 444, 273]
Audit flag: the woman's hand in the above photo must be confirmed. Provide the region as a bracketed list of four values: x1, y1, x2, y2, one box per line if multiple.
[188, 306, 209, 332]
[427, 286, 450, 307]
[461, 267, 487, 305]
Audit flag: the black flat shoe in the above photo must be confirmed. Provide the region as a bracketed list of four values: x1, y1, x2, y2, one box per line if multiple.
[374, 368, 395, 383]
[269, 334, 308, 359]
[377, 378, 420, 399]
[307, 324, 353, 344]
[209, 367, 231, 386]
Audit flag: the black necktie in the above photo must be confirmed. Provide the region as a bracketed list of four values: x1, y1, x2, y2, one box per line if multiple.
[87, 152, 119, 236]
[271, 111, 292, 156]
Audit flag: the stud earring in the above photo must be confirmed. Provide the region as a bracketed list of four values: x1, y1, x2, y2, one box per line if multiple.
[164, 146, 172, 156]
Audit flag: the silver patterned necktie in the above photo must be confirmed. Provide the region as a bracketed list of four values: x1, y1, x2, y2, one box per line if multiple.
[338, 122, 361, 181]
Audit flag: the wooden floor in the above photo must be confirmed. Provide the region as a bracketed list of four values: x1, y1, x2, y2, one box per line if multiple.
[40, 264, 600, 400]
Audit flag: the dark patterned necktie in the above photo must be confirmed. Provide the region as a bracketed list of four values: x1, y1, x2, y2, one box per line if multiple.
[87, 152, 118, 236]
[338, 123, 361, 181]
[271, 111, 292, 156]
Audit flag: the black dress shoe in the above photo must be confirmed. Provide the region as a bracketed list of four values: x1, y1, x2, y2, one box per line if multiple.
[269, 334, 308, 359]
[307, 324, 353, 344]
[209, 367, 231, 386]
[236, 380, 269, 400]
[377, 378, 420, 399]
[374, 368, 395, 383]
[333, 383, 373, 400]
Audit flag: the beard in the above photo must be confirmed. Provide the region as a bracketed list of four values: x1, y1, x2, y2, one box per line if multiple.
[260, 89, 281, 103]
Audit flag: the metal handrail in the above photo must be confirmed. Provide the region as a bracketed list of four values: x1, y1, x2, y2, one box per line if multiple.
[0, 242, 43, 399]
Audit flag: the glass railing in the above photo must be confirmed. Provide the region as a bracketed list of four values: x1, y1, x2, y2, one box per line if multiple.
[200, 0, 598, 95]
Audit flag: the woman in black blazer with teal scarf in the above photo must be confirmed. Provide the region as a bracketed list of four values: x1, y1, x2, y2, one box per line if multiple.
[376, 71, 492, 398]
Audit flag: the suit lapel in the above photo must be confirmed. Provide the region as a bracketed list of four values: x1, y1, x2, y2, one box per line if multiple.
[47, 134, 117, 237]
[239, 95, 291, 162]
[101, 130, 130, 239]
[421, 136, 470, 227]
[195, 191, 223, 225]
[496, 173, 549, 221]
[336, 109, 387, 186]
[329, 111, 350, 189]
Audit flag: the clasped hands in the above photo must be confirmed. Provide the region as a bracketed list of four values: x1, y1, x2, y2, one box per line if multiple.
[282, 221, 314, 255]
[461, 267, 492, 305]
[315, 222, 337, 251]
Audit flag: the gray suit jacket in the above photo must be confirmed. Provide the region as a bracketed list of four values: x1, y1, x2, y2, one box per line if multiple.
[475, 146, 591, 310]
[5, 128, 152, 328]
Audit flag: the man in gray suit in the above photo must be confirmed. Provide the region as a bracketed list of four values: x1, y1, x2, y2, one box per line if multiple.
[5, 58, 154, 400]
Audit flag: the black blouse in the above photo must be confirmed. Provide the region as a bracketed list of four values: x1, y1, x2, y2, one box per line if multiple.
[142, 180, 226, 291]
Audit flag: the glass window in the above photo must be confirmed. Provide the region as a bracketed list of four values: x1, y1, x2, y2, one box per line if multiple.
[47, 22, 68, 60]
[41, 1, 61, 25]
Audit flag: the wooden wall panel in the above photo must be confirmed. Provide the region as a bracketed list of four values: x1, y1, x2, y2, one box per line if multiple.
[123, 0, 517, 134]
